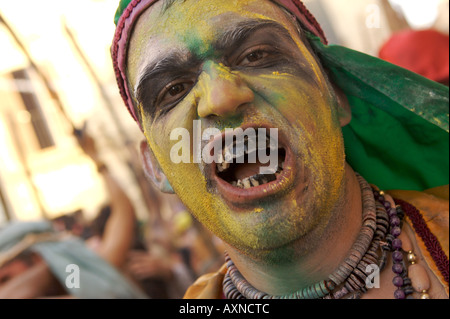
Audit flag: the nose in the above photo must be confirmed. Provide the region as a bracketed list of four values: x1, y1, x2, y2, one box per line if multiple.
[197, 61, 254, 118]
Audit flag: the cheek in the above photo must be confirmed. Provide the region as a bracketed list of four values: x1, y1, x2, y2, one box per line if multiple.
[141, 104, 225, 224]
[144, 101, 195, 159]
[244, 72, 332, 132]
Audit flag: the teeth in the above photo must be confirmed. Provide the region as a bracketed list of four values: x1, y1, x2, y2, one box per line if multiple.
[217, 153, 224, 164]
[243, 178, 251, 189]
[250, 177, 259, 187]
[217, 134, 286, 188]
[217, 162, 226, 172]
[219, 134, 275, 166]
[230, 171, 283, 188]
[217, 156, 230, 172]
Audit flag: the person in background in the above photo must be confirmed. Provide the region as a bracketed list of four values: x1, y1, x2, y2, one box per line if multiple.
[0, 129, 147, 299]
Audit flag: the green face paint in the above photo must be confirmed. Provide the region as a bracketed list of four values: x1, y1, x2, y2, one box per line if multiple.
[181, 30, 217, 60]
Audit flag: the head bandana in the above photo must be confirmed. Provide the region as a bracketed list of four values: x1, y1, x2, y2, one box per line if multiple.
[111, 0, 449, 191]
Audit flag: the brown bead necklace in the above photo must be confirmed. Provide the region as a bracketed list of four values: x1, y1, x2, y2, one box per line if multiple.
[222, 174, 424, 299]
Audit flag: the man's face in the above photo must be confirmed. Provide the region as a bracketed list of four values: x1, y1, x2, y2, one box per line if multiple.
[128, 0, 346, 257]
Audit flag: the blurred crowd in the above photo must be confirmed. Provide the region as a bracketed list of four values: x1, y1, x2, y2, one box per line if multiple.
[0, 128, 225, 299]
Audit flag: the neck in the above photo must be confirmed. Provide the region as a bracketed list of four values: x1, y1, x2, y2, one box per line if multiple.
[225, 165, 363, 296]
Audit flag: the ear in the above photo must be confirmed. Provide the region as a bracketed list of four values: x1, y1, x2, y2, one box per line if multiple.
[332, 83, 352, 127]
[140, 139, 175, 194]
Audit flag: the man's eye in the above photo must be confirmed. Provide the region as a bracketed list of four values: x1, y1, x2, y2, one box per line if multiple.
[237, 48, 272, 67]
[159, 81, 193, 106]
[245, 50, 267, 63]
[168, 83, 186, 97]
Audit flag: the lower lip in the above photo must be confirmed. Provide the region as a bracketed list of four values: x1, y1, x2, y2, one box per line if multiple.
[212, 141, 295, 206]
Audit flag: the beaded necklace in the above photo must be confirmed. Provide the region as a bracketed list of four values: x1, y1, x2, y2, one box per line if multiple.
[223, 174, 424, 299]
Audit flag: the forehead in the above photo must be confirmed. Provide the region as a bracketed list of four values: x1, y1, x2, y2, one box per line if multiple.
[127, 0, 301, 88]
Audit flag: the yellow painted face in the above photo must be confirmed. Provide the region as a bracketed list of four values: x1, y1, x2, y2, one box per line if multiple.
[128, 0, 347, 257]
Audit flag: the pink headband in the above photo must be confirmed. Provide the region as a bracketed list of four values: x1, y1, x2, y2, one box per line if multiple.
[111, 0, 327, 128]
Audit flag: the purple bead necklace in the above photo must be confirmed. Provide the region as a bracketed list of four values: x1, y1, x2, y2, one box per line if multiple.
[373, 189, 414, 299]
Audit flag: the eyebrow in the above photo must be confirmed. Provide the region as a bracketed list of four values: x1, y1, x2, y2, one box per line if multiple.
[135, 50, 200, 115]
[216, 19, 296, 52]
[135, 19, 298, 115]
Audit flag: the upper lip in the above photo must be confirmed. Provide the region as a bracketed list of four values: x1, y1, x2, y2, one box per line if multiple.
[208, 124, 296, 206]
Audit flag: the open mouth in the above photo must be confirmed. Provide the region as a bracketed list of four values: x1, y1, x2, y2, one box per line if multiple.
[211, 126, 294, 204]
[216, 135, 286, 189]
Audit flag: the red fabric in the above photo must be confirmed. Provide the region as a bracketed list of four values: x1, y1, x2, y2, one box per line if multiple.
[379, 29, 449, 85]
[395, 198, 449, 284]
[275, 0, 327, 44]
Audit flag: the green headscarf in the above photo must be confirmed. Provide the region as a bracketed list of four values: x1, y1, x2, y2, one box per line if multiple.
[306, 34, 449, 191]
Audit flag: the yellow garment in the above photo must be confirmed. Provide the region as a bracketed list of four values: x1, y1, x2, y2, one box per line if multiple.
[183, 186, 449, 299]
[184, 264, 227, 299]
